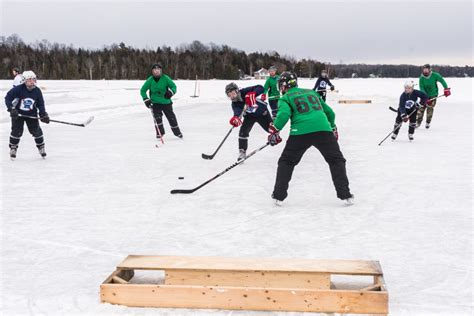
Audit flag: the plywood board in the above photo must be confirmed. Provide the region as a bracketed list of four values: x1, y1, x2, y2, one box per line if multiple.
[118, 255, 382, 275]
[101, 283, 388, 314]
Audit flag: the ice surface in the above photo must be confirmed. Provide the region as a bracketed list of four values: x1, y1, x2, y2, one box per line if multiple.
[0, 78, 472, 315]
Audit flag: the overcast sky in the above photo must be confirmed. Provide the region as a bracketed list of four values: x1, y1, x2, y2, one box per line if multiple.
[1, 0, 472, 66]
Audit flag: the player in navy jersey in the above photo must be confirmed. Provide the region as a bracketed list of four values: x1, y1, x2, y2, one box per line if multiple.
[391, 81, 428, 141]
[313, 70, 335, 101]
[225, 83, 273, 161]
[4, 71, 50, 159]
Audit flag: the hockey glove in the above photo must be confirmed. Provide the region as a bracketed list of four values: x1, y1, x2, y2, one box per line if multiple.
[426, 99, 433, 107]
[267, 123, 282, 146]
[40, 113, 50, 124]
[268, 123, 279, 134]
[144, 98, 152, 108]
[245, 91, 257, 108]
[401, 113, 409, 122]
[260, 94, 267, 101]
[229, 116, 242, 127]
[164, 89, 174, 99]
[444, 88, 451, 97]
[330, 86, 335, 91]
[332, 127, 339, 141]
[9, 108, 19, 119]
[268, 133, 282, 146]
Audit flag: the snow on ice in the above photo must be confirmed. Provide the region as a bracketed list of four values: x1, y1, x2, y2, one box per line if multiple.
[0, 78, 472, 315]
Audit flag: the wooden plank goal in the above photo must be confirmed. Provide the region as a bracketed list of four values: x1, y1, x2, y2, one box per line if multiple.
[100, 255, 388, 314]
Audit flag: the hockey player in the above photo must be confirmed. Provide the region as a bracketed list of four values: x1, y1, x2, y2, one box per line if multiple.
[267, 71, 353, 205]
[391, 81, 428, 141]
[225, 82, 273, 161]
[263, 66, 280, 118]
[140, 63, 182, 139]
[416, 64, 451, 129]
[11, 67, 24, 87]
[313, 69, 335, 102]
[4, 70, 50, 159]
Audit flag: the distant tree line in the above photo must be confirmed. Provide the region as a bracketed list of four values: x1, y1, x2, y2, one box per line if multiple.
[1, 34, 472, 80]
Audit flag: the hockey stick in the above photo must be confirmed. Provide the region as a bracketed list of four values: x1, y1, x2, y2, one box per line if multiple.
[201, 105, 248, 160]
[172, 143, 270, 194]
[388, 106, 398, 112]
[378, 108, 418, 146]
[150, 109, 164, 145]
[315, 88, 339, 93]
[388, 94, 445, 113]
[201, 127, 233, 159]
[18, 114, 94, 127]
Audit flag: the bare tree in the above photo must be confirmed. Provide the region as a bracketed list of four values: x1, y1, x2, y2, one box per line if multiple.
[85, 58, 94, 80]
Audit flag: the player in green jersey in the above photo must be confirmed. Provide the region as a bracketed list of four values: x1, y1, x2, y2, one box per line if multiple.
[416, 64, 451, 129]
[267, 71, 353, 206]
[140, 63, 182, 139]
[263, 66, 280, 118]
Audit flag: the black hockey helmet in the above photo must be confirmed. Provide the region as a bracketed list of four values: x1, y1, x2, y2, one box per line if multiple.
[422, 64, 431, 69]
[225, 82, 239, 95]
[151, 63, 163, 70]
[278, 71, 298, 91]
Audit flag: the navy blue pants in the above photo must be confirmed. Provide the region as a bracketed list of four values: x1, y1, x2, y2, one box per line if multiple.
[10, 117, 44, 148]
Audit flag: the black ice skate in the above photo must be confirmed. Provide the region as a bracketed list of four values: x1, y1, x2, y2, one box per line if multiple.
[9, 147, 17, 160]
[38, 145, 47, 158]
[237, 149, 246, 161]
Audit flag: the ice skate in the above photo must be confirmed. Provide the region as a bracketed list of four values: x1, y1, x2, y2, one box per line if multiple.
[425, 122, 430, 129]
[408, 134, 414, 141]
[343, 194, 354, 206]
[391, 133, 397, 141]
[237, 149, 246, 161]
[9, 147, 17, 160]
[38, 145, 47, 158]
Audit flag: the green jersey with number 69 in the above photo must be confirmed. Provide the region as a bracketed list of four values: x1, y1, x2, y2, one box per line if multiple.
[274, 87, 335, 135]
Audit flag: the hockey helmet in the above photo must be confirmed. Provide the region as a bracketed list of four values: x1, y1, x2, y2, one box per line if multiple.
[22, 70, 37, 80]
[278, 71, 298, 92]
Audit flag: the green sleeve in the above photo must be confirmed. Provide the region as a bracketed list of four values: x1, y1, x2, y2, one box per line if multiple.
[273, 98, 292, 131]
[321, 100, 336, 128]
[263, 78, 270, 94]
[140, 77, 151, 100]
[418, 76, 426, 94]
[435, 72, 448, 89]
[167, 76, 177, 94]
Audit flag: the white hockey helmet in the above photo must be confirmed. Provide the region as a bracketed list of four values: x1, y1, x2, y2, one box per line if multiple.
[404, 80, 415, 89]
[22, 70, 37, 80]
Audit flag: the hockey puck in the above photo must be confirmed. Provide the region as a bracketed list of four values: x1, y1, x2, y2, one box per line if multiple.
[178, 177, 184, 180]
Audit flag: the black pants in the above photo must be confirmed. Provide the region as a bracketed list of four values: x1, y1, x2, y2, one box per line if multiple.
[269, 99, 278, 118]
[152, 103, 182, 136]
[9, 117, 44, 148]
[239, 112, 273, 151]
[272, 131, 351, 201]
[317, 90, 327, 102]
[393, 108, 417, 135]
